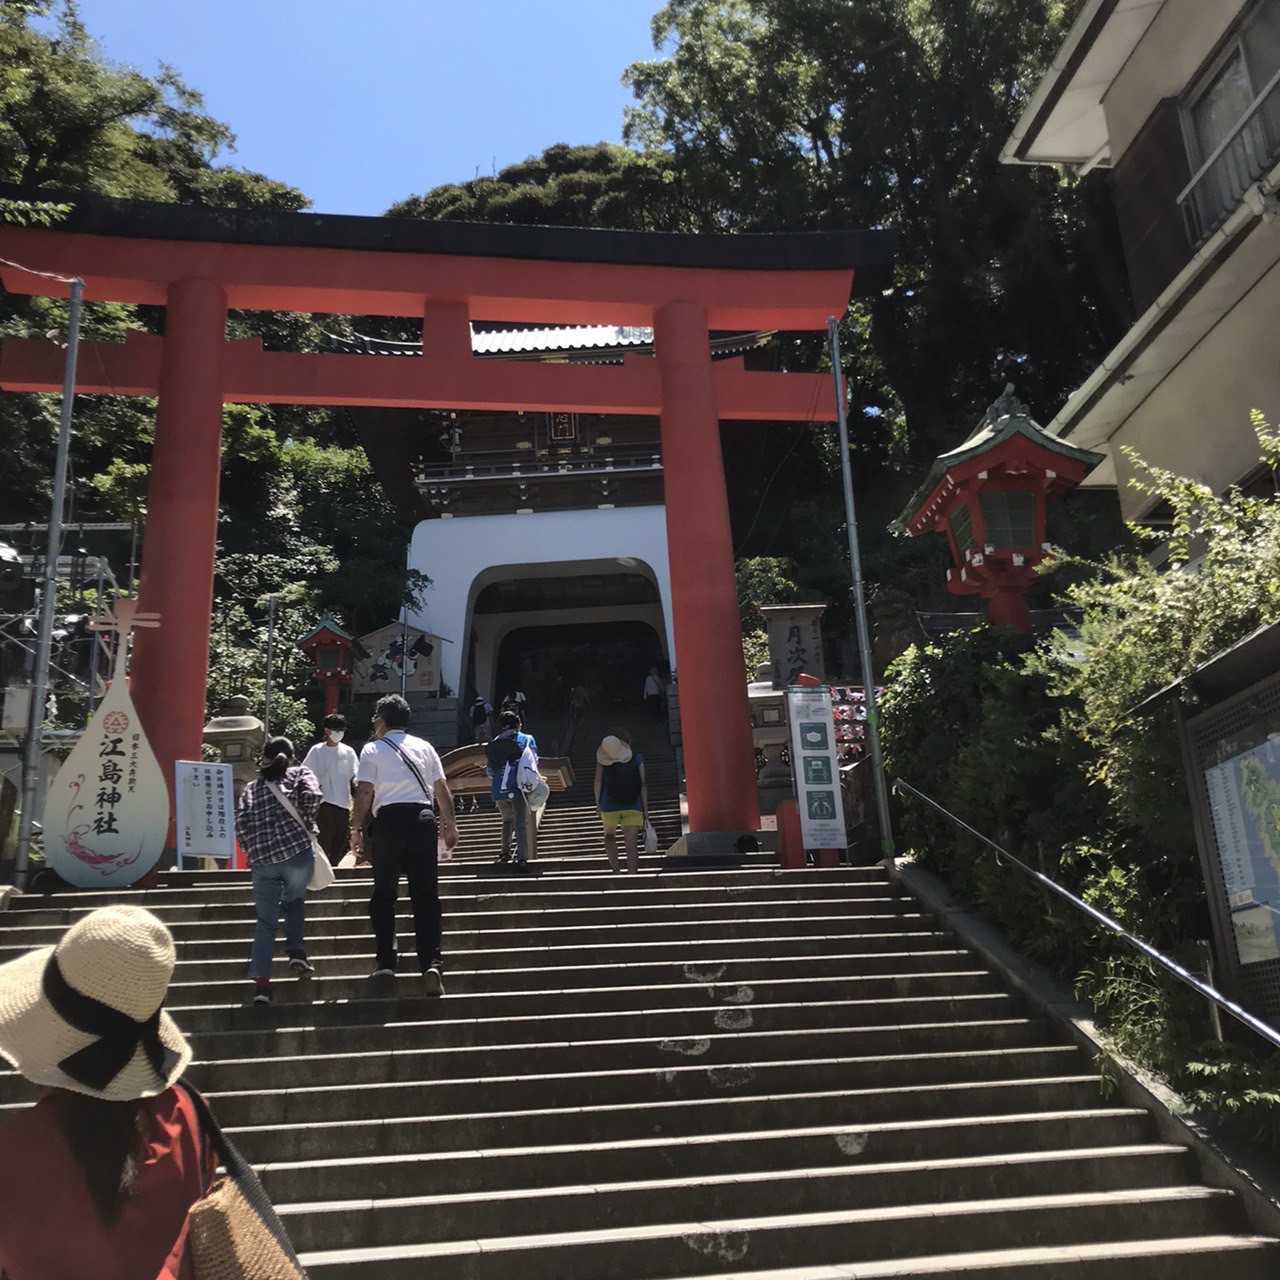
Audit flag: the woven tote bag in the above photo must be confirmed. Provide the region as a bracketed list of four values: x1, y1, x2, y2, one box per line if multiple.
[178, 1083, 307, 1279]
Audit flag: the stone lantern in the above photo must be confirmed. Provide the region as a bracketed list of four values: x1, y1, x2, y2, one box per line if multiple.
[202, 693, 265, 796]
[297, 616, 362, 716]
[893, 387, 1103, 633]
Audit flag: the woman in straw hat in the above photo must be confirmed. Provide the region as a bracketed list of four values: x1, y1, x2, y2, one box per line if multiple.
[594, 729, 648, 874]
[235, 735, 323, 1005]
[0, 904, 215, 1279]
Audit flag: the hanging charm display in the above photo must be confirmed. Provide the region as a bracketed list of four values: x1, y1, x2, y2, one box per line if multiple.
[41, 600, 170, 887]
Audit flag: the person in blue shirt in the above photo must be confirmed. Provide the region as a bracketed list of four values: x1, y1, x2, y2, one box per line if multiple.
[485, 710, 537, 872]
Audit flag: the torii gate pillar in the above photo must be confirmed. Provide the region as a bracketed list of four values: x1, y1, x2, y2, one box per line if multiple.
[130, 278, 227, 806]
[655, 301, 760, 833]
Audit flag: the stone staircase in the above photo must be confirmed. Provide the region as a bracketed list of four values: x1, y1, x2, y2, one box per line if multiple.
[2, 859, 1278, 1277]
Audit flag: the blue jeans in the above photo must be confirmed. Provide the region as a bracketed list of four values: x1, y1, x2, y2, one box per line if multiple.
[249, 848, 313, 979]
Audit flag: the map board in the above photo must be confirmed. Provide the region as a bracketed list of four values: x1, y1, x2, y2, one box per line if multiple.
[1205, 737, 1280, 966]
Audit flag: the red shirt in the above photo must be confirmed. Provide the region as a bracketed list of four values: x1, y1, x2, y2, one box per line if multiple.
[0, 1086, 215, 1280]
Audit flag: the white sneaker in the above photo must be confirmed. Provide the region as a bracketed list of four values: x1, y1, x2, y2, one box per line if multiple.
[370, 967, 396, 979]
[423, 966, 444, 997]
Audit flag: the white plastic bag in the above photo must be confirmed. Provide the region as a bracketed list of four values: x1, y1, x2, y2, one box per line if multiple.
[517, 741, 540, 792]
[524, 776, 550, 811]
[644, 822, 658, 855]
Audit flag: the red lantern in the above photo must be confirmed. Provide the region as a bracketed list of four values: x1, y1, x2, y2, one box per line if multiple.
[895, 387, 1103, 633]
[296, 616, 362, 715]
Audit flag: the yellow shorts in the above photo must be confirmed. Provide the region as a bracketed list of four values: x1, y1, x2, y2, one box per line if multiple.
[600, 809, 644, 830]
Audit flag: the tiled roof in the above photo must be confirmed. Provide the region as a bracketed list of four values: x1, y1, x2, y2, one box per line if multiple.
[322, 326, 771, 360]
[471, 325, 653, 354]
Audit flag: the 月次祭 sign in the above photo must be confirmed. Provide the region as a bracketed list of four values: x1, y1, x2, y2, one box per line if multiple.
[353, 622, 442, 695]
[41, 601, 170, 887]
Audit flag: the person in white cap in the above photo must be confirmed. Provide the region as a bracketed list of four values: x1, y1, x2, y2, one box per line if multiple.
[0, 904, 214, 1279]
[594, 729, 648, 873]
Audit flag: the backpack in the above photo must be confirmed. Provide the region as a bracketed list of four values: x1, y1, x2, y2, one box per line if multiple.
[485, 733, 523, 770]
[470, 699, 490, 726]
[605, 758, 643, 807]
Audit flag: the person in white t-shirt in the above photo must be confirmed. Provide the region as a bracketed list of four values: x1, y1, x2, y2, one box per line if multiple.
[302, 714, 359, 861]
[349, 695, 458, 995]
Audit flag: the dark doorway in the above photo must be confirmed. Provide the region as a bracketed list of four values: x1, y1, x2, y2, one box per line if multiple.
[495, 620, 664, 719]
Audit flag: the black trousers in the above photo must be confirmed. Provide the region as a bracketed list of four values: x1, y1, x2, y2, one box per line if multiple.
[369, 803, 441, 972]
[315, 802, 350, 860]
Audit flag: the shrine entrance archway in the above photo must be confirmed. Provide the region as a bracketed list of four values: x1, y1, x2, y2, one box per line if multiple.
[0, 195, 892, 838]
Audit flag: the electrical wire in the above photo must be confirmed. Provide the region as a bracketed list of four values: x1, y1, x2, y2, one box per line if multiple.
[0, 256, 80, 286]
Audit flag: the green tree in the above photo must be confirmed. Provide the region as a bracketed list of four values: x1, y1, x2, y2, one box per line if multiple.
[624, 0, 1132, 463]
[388, 142, 708, 232]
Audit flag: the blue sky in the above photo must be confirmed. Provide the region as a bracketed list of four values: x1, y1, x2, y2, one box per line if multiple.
[72, 0, 666, 217]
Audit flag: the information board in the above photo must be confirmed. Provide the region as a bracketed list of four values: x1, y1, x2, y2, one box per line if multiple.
[1204, 738, 1280, 965]
[175, 761, 235, 867]
[787, 684, 847, 849]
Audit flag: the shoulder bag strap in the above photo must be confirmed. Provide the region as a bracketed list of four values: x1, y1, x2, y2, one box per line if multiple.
[175, 1081, 304, 1268]
[265, 777, 313, 837]
[383, 737, 434, 805]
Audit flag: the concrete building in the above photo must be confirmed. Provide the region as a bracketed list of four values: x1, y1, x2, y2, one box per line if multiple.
[1004, 0, 1280, 520]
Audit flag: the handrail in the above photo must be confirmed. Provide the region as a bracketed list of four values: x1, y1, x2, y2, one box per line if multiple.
[891, 777, 1280, 1053]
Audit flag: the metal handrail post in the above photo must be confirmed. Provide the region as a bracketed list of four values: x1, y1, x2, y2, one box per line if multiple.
[14, 276, 84, 889]
[828, 317, 895, 865]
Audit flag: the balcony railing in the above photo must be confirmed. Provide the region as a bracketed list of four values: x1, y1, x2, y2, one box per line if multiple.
[1179, 65, 1280, 244]
[414, 452, 662, 488]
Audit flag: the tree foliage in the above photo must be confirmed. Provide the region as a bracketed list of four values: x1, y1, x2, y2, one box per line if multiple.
[0, 2, 414, 739]
[388, 142, 708, 232]
[624, 0, 1131, 463]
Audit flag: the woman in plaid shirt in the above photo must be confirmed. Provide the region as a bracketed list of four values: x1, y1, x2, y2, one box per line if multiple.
[236, 736, 323, 1004]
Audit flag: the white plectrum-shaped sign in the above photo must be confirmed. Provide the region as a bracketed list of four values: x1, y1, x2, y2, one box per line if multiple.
[41, 602, 169, 887]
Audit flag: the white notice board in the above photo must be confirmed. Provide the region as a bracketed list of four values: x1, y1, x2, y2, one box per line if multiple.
[786, 685, 847, 849]
[175, 761, 235, 866]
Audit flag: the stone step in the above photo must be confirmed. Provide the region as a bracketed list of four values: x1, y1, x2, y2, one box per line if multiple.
[147, 937, 967, 1004]
[146, 1017, 1050, 1098]
[638, 1236, 1280, 1280]
[0, 870, 896, 921]
[2, 866, 890, 914]
[208, 1076, 1110, 1159]
[0, 892, 907, 934]
[162, 968, 999, 1032]
[296, 1187, 1242, 1279]
[255, 1109, 1157, 1202]
[173, 993, 1023, 1061]
[282, 1145, 1199, 1253]
[0, 912, 933, 957]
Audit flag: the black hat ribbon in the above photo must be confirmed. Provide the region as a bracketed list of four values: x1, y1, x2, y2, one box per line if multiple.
[41, 953, 178, 1092]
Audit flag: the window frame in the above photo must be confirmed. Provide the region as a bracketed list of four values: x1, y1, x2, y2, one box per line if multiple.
[1178, 0, 1280, 239]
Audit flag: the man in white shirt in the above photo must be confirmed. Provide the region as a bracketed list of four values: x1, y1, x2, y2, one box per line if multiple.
[302, 714, 358, 860]
[350, 694, 458, 995]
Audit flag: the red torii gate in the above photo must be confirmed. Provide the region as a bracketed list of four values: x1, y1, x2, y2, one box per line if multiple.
[0, 197, 892, 839]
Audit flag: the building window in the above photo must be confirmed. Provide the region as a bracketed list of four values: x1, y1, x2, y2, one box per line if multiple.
[978, 492, 1036, 548]
[1181, 0, 1280, 242]
[950, 503, 975, 553]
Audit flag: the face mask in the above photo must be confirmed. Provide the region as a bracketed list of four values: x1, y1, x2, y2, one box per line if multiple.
[328, 730, 345, 743]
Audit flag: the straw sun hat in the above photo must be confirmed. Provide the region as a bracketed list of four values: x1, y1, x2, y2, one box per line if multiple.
[0, 904, 191, 1102]
[596, 735, 633, 767]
